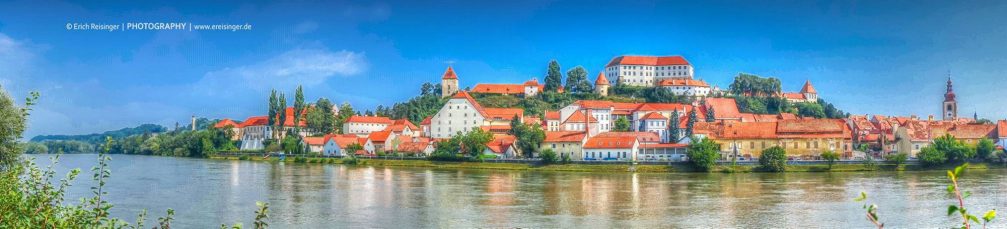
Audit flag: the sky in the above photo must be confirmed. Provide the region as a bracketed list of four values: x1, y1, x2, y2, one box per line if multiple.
[1, 0, 1006, 138]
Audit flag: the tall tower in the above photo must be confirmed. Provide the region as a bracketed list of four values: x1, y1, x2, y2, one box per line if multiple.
[594, 73, 610, 96]
[441, 66, 459, 98]
[800, 80, 818, 102]
[942, 76, 958, 120]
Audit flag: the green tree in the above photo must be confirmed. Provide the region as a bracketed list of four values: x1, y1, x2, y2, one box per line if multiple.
[0, 87, 37, 170]
[544, 60, 563, 92]
[268, 90, 278, 127]
[511, 119, 545, 158]
[461, 128, 494, 157]
[293, 85, 305, 133]
[539, 149, 558, 164]
[933, 134, 973, 162]
[564, 66, 592, 93]
[344, 143, 363, 157]
[705, 106, 716, 122]
[918, 145, 947, 166]
[976, 138, 995, 160]
[728, 73, 782, 97]
[613, 116, 631, 132]
[759, 146, 787, 172]
[687, 137, 721, 172]
[669, 111, 681, 143]
[686, 108, 698, 137]
[885, 152, 908, 167]
[335, 102, 354, 133]
[795, 102, 826, 118]
[820, 150, 839, 170]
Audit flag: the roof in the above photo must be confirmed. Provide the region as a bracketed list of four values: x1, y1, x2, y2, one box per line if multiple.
[397, 141, 432, 153]
[238, 116, 269, 127]
[214, 119, 239, 128]
[346, 115, 394, 124]
[544, 111, 561, 120]
[782, 93, 807, 100]
[642, 112, 667, 120]
[441, 66, 457, 79]
[367, 130, 393, 143]
[485, 134, 516, 154]
[523, 79, 540, 86]
[484, 108, 523, 120]
[595, 73, 609, 85]
[471, 83, 542, 95]
[801, 80, 817, 94]
[563, 110, 597, 124]
[657, 78, 709, 87]
[777, 119, 846, 134]
[277, 107, 308, 127]
[303, 136, 326, 146]
[386, 119, 419, 132]
[584, 136, 638, 149]
[705, 98, 742, 119]
[998, 120, 1007, 138]
[420, 116, 432, 125]
[932, 123, 997, 139]
[524, 117, 541, 126]
[325, 135, 362, 148]
[480, 125, 512, 132]
[596, 131, 662, 143]
[451, 91, 489, 117]
[606, 55, 690, 67]
[544, 131, 587, 143]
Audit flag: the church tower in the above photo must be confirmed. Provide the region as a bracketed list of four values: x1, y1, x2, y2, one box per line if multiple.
[594, 73, 610, 96]
[942, 76, 958, 120]
[441, 66, 459, 98]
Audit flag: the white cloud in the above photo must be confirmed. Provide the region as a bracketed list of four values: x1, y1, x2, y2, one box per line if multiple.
[195, 48, 367, 95]
[0, 33, 39, 85]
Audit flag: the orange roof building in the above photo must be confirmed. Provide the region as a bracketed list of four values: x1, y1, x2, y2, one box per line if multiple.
[604, 55, 695, 87]
[699, 119, 853, 160]
[471, 78, 544, 97]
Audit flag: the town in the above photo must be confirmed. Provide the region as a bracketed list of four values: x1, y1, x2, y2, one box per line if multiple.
[212, 55, 1007, 164]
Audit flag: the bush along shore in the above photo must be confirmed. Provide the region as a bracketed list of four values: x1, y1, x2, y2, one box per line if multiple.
[209, 153, 1007, 174]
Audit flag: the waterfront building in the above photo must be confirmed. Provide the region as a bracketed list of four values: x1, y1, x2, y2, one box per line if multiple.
[303, 136, 326, 153]
[541, 131, 588, 160]
[343, 115, 394, 137]
[429, 91, 525, 139]
[321, 134, 362, 157]
[213, 119, 241, 141]
[396, 138, 435, 156]
[582, 135, 640, 161]
[237, 116, 270, 150]
[483, 134, 518, 158]
[998, 120, 1007, 148]
[696, 119, 853, 160]
[603, 55, 694, 87]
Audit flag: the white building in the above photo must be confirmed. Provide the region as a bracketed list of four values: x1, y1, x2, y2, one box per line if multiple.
[582, 135, 640, 161]
[658, 78, 711, 97]
[639, 112, 669, 142]
[238, 116, 271, 150]
[321, 134, 361, 157]
[429, 91, 488, 139]
[342, 115, 394, 137]
[604, 55, 694, 87]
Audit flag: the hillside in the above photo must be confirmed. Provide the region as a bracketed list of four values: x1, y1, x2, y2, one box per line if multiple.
[30, 124, 168, 143]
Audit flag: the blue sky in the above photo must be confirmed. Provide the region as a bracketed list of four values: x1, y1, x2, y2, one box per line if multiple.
[1, 0, 1006, 138]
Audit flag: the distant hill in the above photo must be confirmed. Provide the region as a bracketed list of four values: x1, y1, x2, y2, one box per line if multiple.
[30, 124, 168, 143]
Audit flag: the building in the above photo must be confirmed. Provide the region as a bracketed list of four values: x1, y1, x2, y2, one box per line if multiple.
[544, 111, 561, 131]
[441, 66, 459, 98]
[213, 119, 241, 140]
[782, 80, 818, 103]
[483, 134, 518, 158]
[321, 134, 362, 157]
[943, 77, 958, 120]
[396, 138, 434, 156]
[657, 78, 711, 97]
[302, 136, 326, 153]
[895, 120, 933, 157]
[541, 131, 588, 160]
[583, 135, 640, 161]
[697, 119, 853, 160]
[470, 79, 544, 97]
[237, 116, 270, 150]
[342, 115, 394, 137]
[604, 55, 693, 87]
[429, 91, 488, 138]
[594, 73, 609, 96]
[558, 100, 713, 141]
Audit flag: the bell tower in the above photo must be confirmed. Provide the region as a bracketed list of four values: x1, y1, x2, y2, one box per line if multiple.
[942, 75, 957, 120]
[441, 66, 459, 98]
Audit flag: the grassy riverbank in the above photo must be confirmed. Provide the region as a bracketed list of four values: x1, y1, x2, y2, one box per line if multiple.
[209, 155, 1006, 173]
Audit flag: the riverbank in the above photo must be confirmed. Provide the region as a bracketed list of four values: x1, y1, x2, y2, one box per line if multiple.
[208, 155, 1007, 173]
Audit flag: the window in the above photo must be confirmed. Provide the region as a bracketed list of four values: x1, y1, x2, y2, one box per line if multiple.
[750, 142, 755, 149]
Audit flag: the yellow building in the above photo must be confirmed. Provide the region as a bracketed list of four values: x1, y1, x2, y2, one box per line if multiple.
[696, 119, 853, 160]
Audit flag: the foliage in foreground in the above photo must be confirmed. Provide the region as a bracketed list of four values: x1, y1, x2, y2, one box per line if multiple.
[686, 137, 721, 172]
[855, 164, 996, 229]
[758, 146, 787, 172]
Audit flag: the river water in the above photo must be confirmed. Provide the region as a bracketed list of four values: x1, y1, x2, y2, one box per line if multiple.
[29, 154, 1007, 228]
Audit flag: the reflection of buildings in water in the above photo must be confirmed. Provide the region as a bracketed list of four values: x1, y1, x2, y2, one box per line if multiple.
[483, 172, 517, 225]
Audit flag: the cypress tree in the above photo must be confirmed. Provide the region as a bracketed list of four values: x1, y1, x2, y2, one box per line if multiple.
[686, 109, 697, 137]
[669, 111, 681, 143]
[544, 60, 563, 92]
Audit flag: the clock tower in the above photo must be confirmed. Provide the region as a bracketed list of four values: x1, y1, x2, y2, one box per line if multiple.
[942, 76, 957, 120]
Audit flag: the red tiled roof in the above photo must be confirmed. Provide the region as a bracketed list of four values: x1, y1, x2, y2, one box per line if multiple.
[595, 73, 609, 85]
[801, 80, 817, 94]
[484, 108, 523, 120]
[563, 110, 597, 123]
[932, 123, 997, 139]
[214, 119, 239, 128]
[303, 136, 326, 146]
[544, 131, 587, 142]
[998, 120, 1007, 138]
[782, 93, 806, 100]
[420, 116, 432, 125]
[657, 78, 709, 87]
[325, 135, 362, 148]
[451, 91, 489, 117]
[596, 131, 661, 143]
[485, 134, 516, 154]
[346, 115, 394, 124]
[471, 83, 542, 95]
[368, 130, 393, 143]
[642, 112, 667, 120]
[480, 125, 512, 133]
[705, 98, 742, 119]
[524, 117, 541, 126]
[584, 136, 638, 149]
[544, 111, 561, 120]
[238, 116, 269, 127]
[281, 107, 308, 127]
[442, 66, 457, 79]
[606, 55, 690, 67]
[397, 141, 431, 154]
[523, 79, 540, 86]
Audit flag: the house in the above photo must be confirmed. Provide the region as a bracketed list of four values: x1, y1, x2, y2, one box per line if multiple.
[343, 115, 394, 137]
[302, 136, 326, 153]
[544, 111, 561, 131]
[429, 91, 488, 139]
[560, 110, 598, 134]
[639, 143, 688, 161]
[697, 119, 853, 160]
[386, 119, 420, 137]
[396, 138, 434, 156]
[782, 80, 819, 103]
[483, 134, 518, 158]
[583, 135, 640, 161]
[657, 78, 711, 97]
[238, 116, 270, 150]
[540, 131, 588, 160]
[470, 79, 544, 97]
[557, 100, 715, 141]
[895, 120, 933, 157]
[603, 55, 694, 87]
[998, 120, 1007, 148]
[213, 119, 241, 141]
[930, 123, 997, 145]
[365, 130, 397, 153]
[420, 117, 432, 137]
[321, 134, 362, 157]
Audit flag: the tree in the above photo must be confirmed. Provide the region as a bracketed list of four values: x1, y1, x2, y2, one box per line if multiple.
[918, 145, 947, 166]
[932, 134, 973, 162]
[274, 93, 287, 139]
[544, 60, 563, 92]
[728, 73, 782, 97]
[335, 102, 354, 133]
[613, 116, 631, 132]
[268, 90, 278, 126]
[705, 106, 716, 122]
[0, 87, 37, 170]
[977, 138, 996, 160]
[564, 66, 592, 93]
[669, 111, 682, 143]
[539, 149, 558, 164]
[510, 119, 545, 158]
[306, 98, 336, 134]
[344, 143, 363, 157]
[687, 137, 721, 172]
[759, 146, 787, 172]
[461, 128, 494, 157]
[686, 108, 698, 137]
[821, 150, 839, 170]
[885, 152, 908, 167]
[293, 85, 305, 133]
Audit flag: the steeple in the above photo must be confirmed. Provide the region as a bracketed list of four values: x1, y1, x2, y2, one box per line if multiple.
[440, 66, 459, 98]
[942, 72, 958, 120]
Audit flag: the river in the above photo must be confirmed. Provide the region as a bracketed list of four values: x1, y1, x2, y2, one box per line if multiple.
[29, 154, 1007, 228]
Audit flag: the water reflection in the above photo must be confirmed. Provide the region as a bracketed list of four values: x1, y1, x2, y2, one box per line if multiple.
[35, 154, 1007, 228]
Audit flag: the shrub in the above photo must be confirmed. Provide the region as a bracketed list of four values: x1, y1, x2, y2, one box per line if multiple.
[238, 155, 250, 160]
[918, 146, 947, 166]
[759, 146, 787, 172]
[427, 152, 467, 162]
[560, 153, 572, 164]
[687, 138, 721, 172]
[885, 153, 908, 167]
[820, 150, 839, 170]
[976, 138, 996, 160]
[539, 149, 558, 165]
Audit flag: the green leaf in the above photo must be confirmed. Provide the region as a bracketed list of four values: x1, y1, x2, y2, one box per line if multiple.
[963, 191, 972, 199]
[954, 165, 965, 177]
[948, 205, 959, 216]
[968, 214, 980, 224]
[947, 170, 956, 180]
[854, 192, 867, 202]
[983, 210, 996, 222]
[947, 184, 956, 193]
